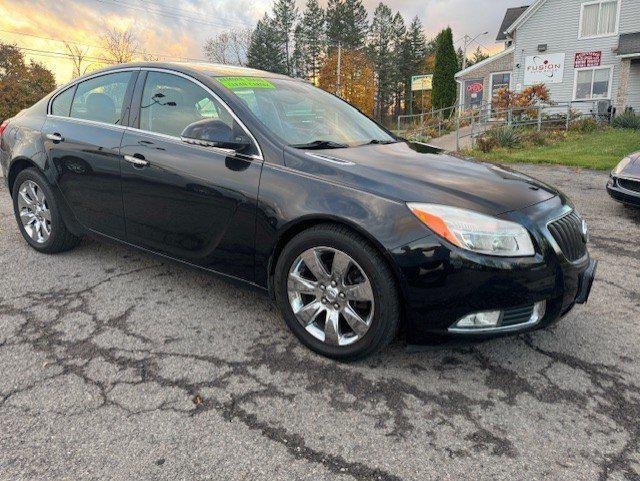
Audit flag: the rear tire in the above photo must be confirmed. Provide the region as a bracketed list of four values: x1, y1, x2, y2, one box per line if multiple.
[274, 224, 400, 361]
[12, 168, 82, 254]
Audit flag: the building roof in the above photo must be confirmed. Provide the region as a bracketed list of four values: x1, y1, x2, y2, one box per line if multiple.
[455, 47, 514, 79]
[506, 0, 547, 35]
[617, 32, 640, 57]
[496, 6, 529, 41]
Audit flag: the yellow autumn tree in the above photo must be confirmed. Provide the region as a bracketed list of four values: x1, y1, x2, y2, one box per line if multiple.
[318, 49, 375, 117]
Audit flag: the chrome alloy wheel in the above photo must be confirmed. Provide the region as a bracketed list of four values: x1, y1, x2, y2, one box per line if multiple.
[17, 180, 51, 244]
[287, 246, 375, 346]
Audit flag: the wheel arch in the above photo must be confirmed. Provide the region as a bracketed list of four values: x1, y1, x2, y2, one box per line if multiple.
[267, 215, 407, 323]
[7, 157, 41, 193]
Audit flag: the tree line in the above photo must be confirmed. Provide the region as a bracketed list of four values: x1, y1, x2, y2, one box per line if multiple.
[230, 0, 488, 124]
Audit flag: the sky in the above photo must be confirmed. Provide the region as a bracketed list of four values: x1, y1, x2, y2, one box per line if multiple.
[0, 0, 529, 84]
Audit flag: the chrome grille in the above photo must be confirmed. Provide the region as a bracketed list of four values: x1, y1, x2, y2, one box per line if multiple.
[548, 211, 587, 262]
[619, 178, 640, 193]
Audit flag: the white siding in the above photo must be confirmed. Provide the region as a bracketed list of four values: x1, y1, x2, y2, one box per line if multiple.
[512, 0, 640, 110]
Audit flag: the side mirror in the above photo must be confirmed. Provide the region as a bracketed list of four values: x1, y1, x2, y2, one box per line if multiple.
[181, 119, 252, 153]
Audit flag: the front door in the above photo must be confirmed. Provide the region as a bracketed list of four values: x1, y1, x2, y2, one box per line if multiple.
[120, 70, 262, 281]
[44, 70, 136, 238]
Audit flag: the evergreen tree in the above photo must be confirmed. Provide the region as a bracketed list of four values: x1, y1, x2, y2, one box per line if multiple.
[326, 0, 368, 50]
[368, 3, 395, 122]
[295, 0, 326, 81]
[432, 27, 459, 115]
[272, 0, 298, 75]
[402, 16, 428, 114]
[247, 15, 287, 74]
[390, 12, 406, 118]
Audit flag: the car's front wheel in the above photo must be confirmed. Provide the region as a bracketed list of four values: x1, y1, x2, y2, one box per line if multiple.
[274, 224, 400, 361]
[12, 168, 82, 253]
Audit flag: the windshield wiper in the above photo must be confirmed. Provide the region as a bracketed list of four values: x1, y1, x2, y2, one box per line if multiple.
[291, 140, 349, 150]
[362, 139, 398, 145]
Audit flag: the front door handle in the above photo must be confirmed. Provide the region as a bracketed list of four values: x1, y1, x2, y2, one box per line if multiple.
[46, 133, 64, 142]
[124, 154, 149, 168]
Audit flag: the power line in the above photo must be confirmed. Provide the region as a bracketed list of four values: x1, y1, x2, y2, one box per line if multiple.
[0, 29, 209, 63]
[91, 0, 255, 30]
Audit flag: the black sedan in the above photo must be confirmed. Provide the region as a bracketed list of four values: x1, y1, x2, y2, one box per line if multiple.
[0, 62, 596, 360]
[607, 151, 640, 207]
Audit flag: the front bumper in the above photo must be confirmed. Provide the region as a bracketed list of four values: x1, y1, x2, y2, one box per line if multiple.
[607, 176, 640, 206]
[392, 196, 595, 342]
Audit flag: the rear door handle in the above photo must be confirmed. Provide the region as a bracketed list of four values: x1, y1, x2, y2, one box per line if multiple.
[46, 133, 64, 142]
[124, 154, 149, 167]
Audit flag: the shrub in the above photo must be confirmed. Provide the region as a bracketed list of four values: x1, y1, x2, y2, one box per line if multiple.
[486, 125, 522, 148]
[569, 117, 599, 133]
[525, 131, 547, 146]
[476, 135, 499, 153]
[612, 111, 640, 130]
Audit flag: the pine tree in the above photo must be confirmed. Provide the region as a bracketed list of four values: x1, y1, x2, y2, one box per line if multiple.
[401, 16, 428, 114]
[368, 3, 395, 122]
[247, 15, 287, 74]
[326, 0, 368, 50]
[390, 11, 406, 118]
[272, 0, 298, 75]
[295, 0, 326, 81]
[432, 27, 459, 115]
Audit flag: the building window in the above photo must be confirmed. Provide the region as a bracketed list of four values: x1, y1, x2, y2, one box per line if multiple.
[579, 1, 618, 38]
[574, 67, 612, 100]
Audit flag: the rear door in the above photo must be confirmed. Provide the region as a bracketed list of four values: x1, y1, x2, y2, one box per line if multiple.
[43, 70, 137, 238]
[120, 70, 262, 281]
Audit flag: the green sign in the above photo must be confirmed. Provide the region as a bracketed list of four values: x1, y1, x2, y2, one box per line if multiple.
[217, 77, 276, 90]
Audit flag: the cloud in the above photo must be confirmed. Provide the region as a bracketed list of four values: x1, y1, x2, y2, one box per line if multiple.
[1, 0, 525, 83]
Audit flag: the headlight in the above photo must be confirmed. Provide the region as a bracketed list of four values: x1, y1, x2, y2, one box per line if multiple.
[612, 157, 631, 175]
[407, 203, 535, 257]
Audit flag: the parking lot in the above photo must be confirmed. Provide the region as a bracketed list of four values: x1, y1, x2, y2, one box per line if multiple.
[0, 163, 638, 480]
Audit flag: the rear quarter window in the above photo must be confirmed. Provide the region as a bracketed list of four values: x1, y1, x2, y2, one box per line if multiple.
[50, 86, 75, 117]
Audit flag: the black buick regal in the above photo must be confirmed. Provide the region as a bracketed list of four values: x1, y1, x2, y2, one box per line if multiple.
[0, 62, 596, 360]
[607, 151, 640, 207]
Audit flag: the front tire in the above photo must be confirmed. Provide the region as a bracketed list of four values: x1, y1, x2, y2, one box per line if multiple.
[274, 224, 400, 361]
[12, 168, 82, 253]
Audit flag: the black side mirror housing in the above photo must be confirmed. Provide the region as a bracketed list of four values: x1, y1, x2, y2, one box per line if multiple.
[181, 119, 252, 153]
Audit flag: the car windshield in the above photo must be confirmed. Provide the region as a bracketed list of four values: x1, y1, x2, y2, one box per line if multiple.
[214, 76, 396, 148]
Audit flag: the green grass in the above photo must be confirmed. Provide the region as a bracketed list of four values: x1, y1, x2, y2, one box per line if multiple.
[466, 128, 640, 171]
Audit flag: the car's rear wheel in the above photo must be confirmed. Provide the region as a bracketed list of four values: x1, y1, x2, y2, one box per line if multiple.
[12, 168, 82, 253]
[274, 224, 400, 361]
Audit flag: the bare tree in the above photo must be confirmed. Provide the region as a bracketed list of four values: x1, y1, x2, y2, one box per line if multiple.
[64, 42, 94, 78]
[100, 27, 139, 64]
[203, 29, 251, 66]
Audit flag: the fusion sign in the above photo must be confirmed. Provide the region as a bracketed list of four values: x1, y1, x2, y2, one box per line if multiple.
[524, 53, 565, 85]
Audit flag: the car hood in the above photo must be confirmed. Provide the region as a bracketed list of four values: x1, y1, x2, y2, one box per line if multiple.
[619, 151, 640, 177]
[283, 142, 559, 216]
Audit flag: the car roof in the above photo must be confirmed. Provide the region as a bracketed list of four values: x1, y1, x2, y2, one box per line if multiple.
[79, 61, 296, 81]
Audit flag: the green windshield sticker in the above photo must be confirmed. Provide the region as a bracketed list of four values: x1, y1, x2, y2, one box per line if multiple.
[217, 77, 276, 90]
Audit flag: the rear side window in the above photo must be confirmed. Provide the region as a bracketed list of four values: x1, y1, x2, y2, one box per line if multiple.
[70, 72, 132, 125]
[51, 86, 75, 117]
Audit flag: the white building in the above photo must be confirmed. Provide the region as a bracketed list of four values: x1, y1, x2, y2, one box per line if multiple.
[456, 0, 640, 114]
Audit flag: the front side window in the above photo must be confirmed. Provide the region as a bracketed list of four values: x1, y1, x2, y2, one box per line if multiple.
[51, 86, 75, 117]
[140, 72, 240, 138]
[215, 76, 395, 147]
[69, 72, 132, 125]
[580, 1, 618, 38]
[575, 67, 612, 100]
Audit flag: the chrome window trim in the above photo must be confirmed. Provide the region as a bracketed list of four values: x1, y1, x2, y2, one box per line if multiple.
[139, 67, 263, 160]
[47, 114, 128, 132]
[47, 67, 142, 116]
[45, 66, 264, 161]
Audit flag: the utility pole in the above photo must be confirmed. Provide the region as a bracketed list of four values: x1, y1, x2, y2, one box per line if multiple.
[336, 42, 342, 97]
[460, 31, 489, 73]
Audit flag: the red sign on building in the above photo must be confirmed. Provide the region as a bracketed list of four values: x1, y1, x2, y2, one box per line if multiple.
[574, 51, 602, 68]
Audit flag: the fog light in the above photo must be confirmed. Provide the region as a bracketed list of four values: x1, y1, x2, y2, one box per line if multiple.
[453, 310, 502, 329]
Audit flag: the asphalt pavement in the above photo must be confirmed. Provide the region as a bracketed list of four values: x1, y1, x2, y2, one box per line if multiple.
[0, 164, 639, 480]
